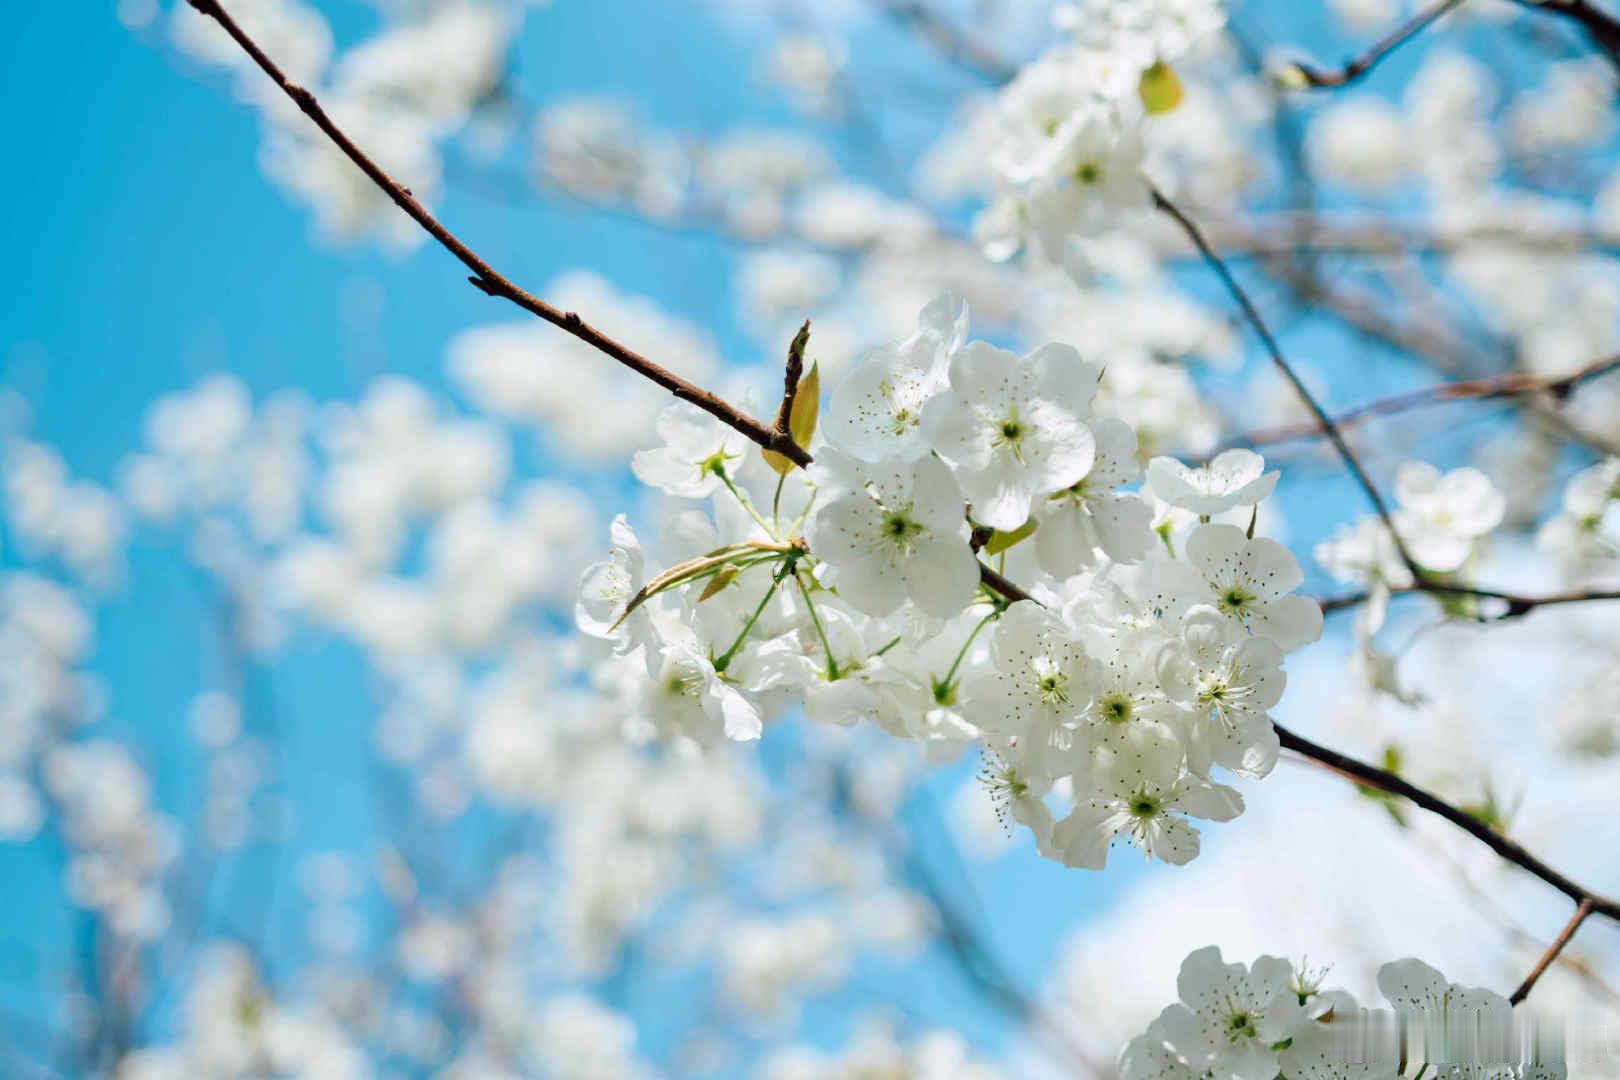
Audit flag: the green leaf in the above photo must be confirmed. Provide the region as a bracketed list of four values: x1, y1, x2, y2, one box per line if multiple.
[983, 518, 1038, 555]
[697, 566, 740, 602]
[791, 362, 819, 448]
[612, 542, 792, 629]
[1138, 61, 1184, 115]
[762, 356, 820, 476]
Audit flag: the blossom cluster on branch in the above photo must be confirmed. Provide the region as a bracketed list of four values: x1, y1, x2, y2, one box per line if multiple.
[579, 294, 1318, 868]
[1121, 946, 1564, 1080]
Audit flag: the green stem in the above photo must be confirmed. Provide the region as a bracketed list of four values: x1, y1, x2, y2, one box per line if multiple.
[1155, 521, 1176, 558]
[718, 468, 776, 538]
[771, 471, 787, 532]
[794, 570, 840, 680]
[713, 559, 793, 674]
[787, 487, 818, 537]
[934, 610, 997, 703]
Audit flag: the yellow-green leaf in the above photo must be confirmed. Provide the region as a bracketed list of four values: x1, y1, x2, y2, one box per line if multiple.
[762, 358, 821, 475]
[698, 566, 739, 602]
[791, 362, 819, 448]
[612, 542, 791, 629]
[762, 447, 796, 475]
[984, 518, 1038, 555]
[1138, 61, 1184, 115]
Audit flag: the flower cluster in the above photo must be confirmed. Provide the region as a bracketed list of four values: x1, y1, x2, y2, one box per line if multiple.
[1121, 947, 1560, 1080]
[580, 296, 1318, 868]
[975, 0, 1224, 280]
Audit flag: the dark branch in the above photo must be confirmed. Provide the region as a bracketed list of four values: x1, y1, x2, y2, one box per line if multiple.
[1511, 898, 1594, 1005]
[1317, 582, 1620, 619]
[1286, 0, 1469, 88]
[1237, 353, 1620, 448]
[1153, 186, 1428, 583]
[183, 0, 809, 469]
[1513, 0, 1620, 71]
[1274, 723, 1620, 922]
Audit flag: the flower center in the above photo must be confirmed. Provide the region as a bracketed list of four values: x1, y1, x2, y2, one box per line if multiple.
[1034, 669, 1070, 705]
[1101, 695, 1132, 724]
[883, 511, 919, 538]
[1225, 1010, 1257, 1041]
[1075, 161, 1101, 184]
[993, 411, 1029, 461]
[1218, 586, 1255, 615]
[1129, 794, 1161, 819]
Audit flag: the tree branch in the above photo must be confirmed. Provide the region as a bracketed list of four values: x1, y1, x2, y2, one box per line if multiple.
[1273, 722, 1620, 923]
[1318, 582, 1620, 619]
[182, 0, 809, 469]
[1513, 0, 1620, 71]
[1152, 186, 1428, 583]
[1510, 898, 1594, 1004]
[1285, 0, 1470, 88]
[1237, 353, 1620, 448]
[1255, 253, 1620, 458]
[1195, 212, 1620, 259]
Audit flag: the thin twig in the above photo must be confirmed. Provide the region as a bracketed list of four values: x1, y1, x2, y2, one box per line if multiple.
[1317, 583, 1620, 618]
[1274, 724, 1620, 925]
[1286, 0, 1470, 88]
[1510, 898, 1595, 1004]
[182, 0, 809, 468]
[1197, 213, 1620, 258]
[1258, 250, 1620, 458]
[1238, 354, 1620, 447]
[977, 560, 1035, 605]
[1153, 186, 1427, 582]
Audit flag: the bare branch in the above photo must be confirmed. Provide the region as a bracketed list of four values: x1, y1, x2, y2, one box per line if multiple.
[182, 0, 809, 468]
[1238, 353, 1620, 448]
[1317, 582, 1620, 619]
[1285, 0, 1470, 89]
[1274, 723, 1620, 925]
[1511, 898, 1595, 1005]
[1195, 213, 1620, 259]
[1152, 186, 1428, 583]
[1257, 255, 1620, 458]
[1512, 0, 1620, 71]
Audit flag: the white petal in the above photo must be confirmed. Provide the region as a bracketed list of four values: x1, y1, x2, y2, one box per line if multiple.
[904, 534, 980, 618]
